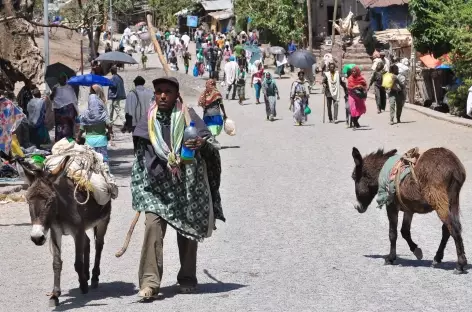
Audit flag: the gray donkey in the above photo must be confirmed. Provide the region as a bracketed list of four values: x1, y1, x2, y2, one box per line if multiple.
[20, 158, 111, 307]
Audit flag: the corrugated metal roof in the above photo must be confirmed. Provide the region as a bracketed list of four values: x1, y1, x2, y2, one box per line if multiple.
[208, 9, 233, 20]
[201, 0, 232, 11]
[359, 0, 408, 8]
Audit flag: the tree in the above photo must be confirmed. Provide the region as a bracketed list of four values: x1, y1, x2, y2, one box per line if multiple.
[235, 0, 305, 45]
[410, 0, 472, 115]
[148, 0, 194, 28]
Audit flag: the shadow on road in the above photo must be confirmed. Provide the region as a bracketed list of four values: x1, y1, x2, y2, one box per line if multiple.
[108, 148, 134, 178]
[364, 254, 467, 271]
[54, 281, 137, 311]
[0, 223, 30, 227]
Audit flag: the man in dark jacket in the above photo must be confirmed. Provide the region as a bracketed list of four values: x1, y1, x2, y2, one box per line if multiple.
[131, 76, 225, 300]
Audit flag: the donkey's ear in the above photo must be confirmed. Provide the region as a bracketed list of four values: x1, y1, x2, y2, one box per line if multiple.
[352, 147, 363, 167]
[385, 149, 397, 157]
[17, 159, 40, 186]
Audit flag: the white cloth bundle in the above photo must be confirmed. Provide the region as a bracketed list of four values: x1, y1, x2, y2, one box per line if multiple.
[45, 138, 118, 205]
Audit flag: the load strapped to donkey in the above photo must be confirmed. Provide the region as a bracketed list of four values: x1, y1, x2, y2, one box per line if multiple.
[377, 147, 423, 211]
[43, 138, 118, 205]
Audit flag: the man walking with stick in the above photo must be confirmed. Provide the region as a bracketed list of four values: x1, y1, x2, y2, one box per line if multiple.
[322, 62, 341, 123]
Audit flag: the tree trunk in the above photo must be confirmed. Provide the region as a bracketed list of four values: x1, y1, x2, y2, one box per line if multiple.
[0, 4, 44, 94]
[307, 0, 312, 51]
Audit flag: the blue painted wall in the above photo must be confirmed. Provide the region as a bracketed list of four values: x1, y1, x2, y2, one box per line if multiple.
[369, 5, 412, 31]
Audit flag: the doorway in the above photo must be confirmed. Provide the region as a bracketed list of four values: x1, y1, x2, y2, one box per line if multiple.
[327, 6, 342, 36]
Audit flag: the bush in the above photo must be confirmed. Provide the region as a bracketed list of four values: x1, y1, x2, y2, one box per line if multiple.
[446, 79, 472, 117]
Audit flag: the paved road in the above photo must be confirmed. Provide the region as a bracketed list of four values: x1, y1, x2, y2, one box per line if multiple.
[2, 51, 472, 311]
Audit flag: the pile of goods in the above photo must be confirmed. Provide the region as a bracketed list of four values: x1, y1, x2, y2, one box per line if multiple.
[44, 138, 118, 205]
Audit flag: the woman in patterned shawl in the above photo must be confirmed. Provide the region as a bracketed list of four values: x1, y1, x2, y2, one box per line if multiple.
[198, 79, 228, 150]
[131, 76, 225, 300]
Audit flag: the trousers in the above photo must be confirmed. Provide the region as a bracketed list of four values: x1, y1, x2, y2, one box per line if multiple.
[389, 91, 404, 122]
[138, 212, 198, 290]
[375, 86, 387, 111]
[226, 82, 237, 100]
[326, 97, 339, 121]
[109, 99, 125, 124]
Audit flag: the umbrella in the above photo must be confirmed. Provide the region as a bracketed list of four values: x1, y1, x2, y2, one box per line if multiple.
[269, 46, 286, 55]
[95, 51, 138, 64]
[287, 50, 316, 69]
[45, 62, 79, 96]
[67, 74, 115, 87]
[136, 21, 146, 28]
[436, 64, 452, 69]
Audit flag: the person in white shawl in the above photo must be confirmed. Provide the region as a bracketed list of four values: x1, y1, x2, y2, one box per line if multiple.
[322, 62, 341, 123]
[224, 56, 239, 100]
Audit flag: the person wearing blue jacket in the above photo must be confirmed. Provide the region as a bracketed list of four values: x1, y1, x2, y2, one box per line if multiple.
[108, 65, 127, 124]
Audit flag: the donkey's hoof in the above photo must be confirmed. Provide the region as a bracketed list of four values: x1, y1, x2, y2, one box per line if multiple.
[454, 268, 468, 275]
[432, 260, 441, 268]
[91, 280, 99, 289]
[384, 258, 396, 265]
[413, 247, 423, 260]
[49, 297, 59, 307]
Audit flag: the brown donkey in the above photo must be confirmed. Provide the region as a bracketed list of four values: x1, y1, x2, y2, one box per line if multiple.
[351, 147, 467, 273]
[20, 158, 111, 306]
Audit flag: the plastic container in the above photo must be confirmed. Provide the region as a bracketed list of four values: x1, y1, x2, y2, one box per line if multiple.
[181, 121, 198, 162]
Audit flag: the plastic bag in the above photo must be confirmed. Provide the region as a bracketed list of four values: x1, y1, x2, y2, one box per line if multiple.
[382, 72, 394, 89]
[224, 119, 236, 136]
[304, 106, 312, 115]
[193, 64, 198, 77]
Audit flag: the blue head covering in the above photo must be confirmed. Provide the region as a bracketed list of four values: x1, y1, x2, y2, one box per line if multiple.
[229, 56, 235, 61]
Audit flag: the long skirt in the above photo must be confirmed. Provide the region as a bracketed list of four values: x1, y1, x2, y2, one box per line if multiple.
[203, 114, 224, 136]
[29, 125, 51, 148]
[54, 103, 77, 142]
[348, 93, 366, 118]
[292, 98, 308, 123]
[265, 95, 277, 118]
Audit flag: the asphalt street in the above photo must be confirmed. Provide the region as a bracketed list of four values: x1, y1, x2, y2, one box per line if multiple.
[2, 49, 472, 312]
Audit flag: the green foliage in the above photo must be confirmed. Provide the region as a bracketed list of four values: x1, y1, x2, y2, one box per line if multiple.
[408, 0, 452, 58]
[410, 0, 472, 80]
[148, 0, 194, 28]
[447, 79, 472, 116]
[235, 0, 305, 45]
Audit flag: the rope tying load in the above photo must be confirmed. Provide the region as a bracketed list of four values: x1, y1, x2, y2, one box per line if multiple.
[394, 147, 423, 210]
[44, 138, 118, 205]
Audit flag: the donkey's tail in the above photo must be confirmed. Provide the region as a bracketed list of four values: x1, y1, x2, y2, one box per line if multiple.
[447, 169, 466, 236]
[115, 212, 141, 258]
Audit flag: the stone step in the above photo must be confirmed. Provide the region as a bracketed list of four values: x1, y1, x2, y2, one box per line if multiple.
[344, 52, 372, 59]
[343, 58, 373, 65]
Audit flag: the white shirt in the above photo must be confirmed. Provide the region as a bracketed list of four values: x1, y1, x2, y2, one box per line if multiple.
[125, 85, 154, 126]
[181, 34, 190, 47]
[53, 84, 78, 111]
[124, 27, 131, 36]
[169, 34, 176, 45]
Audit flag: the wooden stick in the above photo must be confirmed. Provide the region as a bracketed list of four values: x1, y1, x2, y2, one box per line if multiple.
[146, 14, 170, 75]
[323, 92, 326, 123]
[115, 211, 141, 257]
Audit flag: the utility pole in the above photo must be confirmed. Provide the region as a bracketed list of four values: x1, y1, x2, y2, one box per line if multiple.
[408, 13, 416, 104]
[43, 0, 49, 92]
[307, 0, 312, 51]
[331, 0, 338, 51]
[109, 0, 113, 50]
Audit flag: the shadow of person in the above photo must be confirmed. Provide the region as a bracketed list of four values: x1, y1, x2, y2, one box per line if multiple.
[53, 281, 137, 311]
[158, 269, 246, 299]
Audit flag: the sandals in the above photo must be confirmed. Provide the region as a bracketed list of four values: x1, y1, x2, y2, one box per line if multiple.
[178, 285, 197, 294]
[138, 286, 161, 300]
